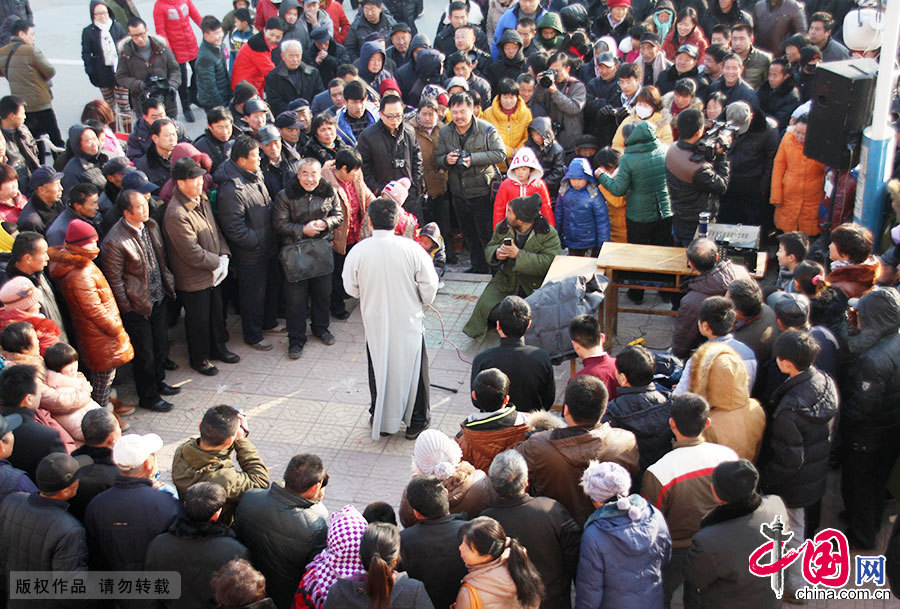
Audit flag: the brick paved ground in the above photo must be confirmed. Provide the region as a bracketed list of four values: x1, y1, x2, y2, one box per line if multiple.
[115, 275, 899, 608]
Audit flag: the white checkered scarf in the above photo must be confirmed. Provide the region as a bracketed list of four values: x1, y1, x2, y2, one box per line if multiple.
[303, 504, 368, 607]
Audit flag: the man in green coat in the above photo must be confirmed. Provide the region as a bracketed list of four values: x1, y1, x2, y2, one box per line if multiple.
[171, 404, 270, 524]
[196, 16, 232, 110]
[463, 193, 561, 340]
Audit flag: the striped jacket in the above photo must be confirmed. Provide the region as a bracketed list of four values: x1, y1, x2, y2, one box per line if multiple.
[641, 437, 737, 548]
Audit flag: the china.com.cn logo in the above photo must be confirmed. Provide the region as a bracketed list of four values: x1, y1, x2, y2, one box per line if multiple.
[747, 515, 888, 600]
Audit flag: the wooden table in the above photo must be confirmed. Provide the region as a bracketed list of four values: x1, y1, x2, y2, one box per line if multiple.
[542, 254, 601, 286]
[595, 242, 767, 347]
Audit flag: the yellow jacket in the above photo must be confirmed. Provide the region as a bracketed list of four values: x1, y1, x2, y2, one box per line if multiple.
[482, 96, 533, 171]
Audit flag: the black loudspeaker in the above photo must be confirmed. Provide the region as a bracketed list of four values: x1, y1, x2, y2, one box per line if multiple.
[804, 58, 878, 170]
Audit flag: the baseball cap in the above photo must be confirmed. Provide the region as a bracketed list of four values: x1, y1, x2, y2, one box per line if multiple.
[35, 452, 93, 493]
[640, 32, 660, 46]
[171, 157, 207, 181]
[881, 244, 900, 268]
[0, 412, 22, 438]
[800, 45, 823, 66]
[102, 156, 135, 177]
[113, 433, 164, 469]
[244, 98, 268, 115]
[391, 22, 411, 36]
[28, 166, 64, 191]
[360, 0, 382, 6]
[287, 98, 311, 111]
[275, 111, 304, 129]
[595, 51, 617, 67]
[768, 291, 811, 327]
[257, 125, 282, 145]
[121, 170, 159, 194]
[677, 44, 699, 58]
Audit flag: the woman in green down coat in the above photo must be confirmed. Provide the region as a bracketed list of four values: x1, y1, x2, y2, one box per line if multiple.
[595, 120, 672, 247]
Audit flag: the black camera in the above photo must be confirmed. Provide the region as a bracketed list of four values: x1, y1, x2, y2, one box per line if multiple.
[539, 69, 556, 88]
[453, 149, 470, 166]
[691, 120, 737, 163]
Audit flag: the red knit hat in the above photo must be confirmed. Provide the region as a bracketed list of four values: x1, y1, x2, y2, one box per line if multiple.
[379, 78, 402, 97]
[65, 219, 98, 246]
[607, 0, 631, 7]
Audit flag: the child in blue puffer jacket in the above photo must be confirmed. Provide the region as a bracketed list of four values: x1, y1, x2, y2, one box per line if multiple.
[555, 157, 611, 257]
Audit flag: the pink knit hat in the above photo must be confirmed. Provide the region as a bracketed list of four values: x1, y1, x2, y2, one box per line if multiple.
[0, 276, 40, 311]
[382, 177, 411, 205]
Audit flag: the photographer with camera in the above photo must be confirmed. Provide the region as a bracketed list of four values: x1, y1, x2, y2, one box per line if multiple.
[664, 108, 730, 246]
[533, 52, 586, 153]
[436, 92, 506, 274]
[116, 17, 182, 120]
[357, 95, 425, 222]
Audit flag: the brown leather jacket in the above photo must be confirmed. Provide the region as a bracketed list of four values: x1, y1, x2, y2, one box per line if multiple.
[162, 187, 230, 292]
[48, 245, 134, 372]
[457, 423, 531, 473]
[320, 160, 374, 255]
[516, 423, 639, 525]
[100, 217, 175, 316]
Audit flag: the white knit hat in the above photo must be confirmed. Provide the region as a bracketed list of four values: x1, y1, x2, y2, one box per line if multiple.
[412, 429, 461, 479]
[581, 461, 640, 518]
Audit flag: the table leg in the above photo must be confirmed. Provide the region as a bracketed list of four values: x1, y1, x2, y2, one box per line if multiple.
[604, 268, 617, 349]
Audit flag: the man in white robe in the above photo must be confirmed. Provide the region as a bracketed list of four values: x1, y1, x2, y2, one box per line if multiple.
[343, 197, 439, 440]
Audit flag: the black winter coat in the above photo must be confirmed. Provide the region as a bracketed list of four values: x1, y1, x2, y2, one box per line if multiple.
[0, 406, 66, 480]
[842, 289, 900, 447]
[81, 7, 127, 88]
[302, 135, 347, 167]
[357, 120, 425, 206]
[665, 139, 730, 226]
[758, 367, 838, 508]
[757, 78, 801, 132]
[725, 111, 779, 188]
[61, 124, 109, 201]
[303, 39, 350, 86]
[214, 160, 277, 265]
[655, 65, 708, 99]
[134, 145, 172, 188]
[584, 75, 623, 146]
[704, 77, 759, 107]
[84, 475, 183, 571]
[470, 336, 555, 413]
[399, 514, 469, 609]
[145, 518, 249, 609]
[67, 444, 117, 523]
[233, 484, 328, 609]
[193, 130, 233, 172]
[272, 177, 343, 246]
[261, 145, 300, 200]
[481, 495, 582, 609]
[264, 61, 325, 117]
[0, 493, 87, 603]
[603, 384, 673, 475]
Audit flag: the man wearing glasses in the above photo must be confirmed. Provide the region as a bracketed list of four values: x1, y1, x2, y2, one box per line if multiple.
[357, 94, 425, 221]
[116, 16, 182, 119]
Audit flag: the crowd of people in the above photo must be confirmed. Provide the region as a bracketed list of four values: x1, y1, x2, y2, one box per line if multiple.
[0, 0, 899, 607]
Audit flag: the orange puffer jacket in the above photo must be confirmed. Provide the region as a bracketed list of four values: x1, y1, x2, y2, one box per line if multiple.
[153, 0, 202, 63]
[48, 245, 134, 373]
[770, 128, 826, 236]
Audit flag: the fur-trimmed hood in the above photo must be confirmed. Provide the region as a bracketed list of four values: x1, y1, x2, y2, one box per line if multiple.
[688, 341, 751, 411]
[47, 245, 99, 280]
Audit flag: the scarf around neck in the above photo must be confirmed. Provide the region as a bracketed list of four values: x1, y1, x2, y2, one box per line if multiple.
[95, 18, 118, 67]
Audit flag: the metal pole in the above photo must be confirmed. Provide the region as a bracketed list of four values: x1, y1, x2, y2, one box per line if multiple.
[856, 1, 900, 238]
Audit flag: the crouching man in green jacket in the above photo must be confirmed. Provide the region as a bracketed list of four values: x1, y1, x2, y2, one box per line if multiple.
[463, 193, 561, 340]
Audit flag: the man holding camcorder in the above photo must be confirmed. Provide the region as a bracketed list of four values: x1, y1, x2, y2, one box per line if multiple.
[436, 91, 506, 274]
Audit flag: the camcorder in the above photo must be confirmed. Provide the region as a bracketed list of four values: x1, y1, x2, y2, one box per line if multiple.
[690, 120, 737, 163]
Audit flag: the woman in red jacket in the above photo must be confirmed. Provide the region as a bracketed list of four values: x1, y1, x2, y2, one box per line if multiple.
[154, 0, 203, 121]
[231, 19, 284, 96]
